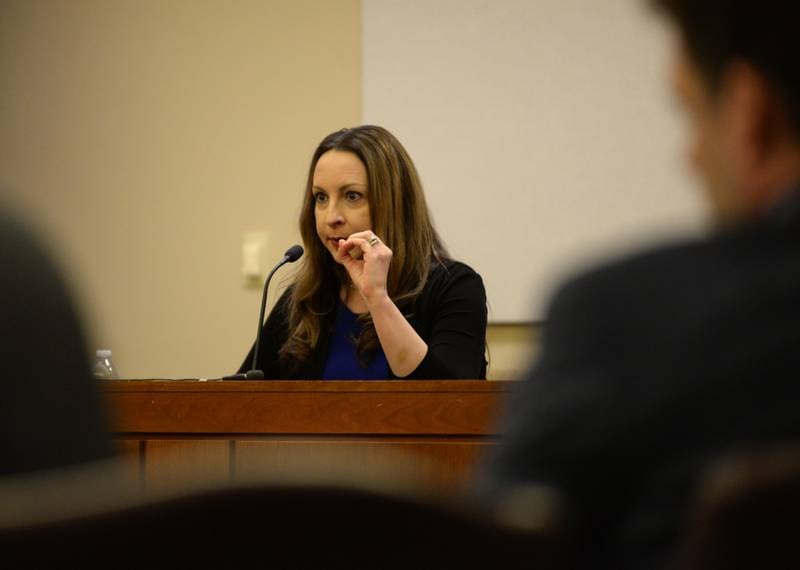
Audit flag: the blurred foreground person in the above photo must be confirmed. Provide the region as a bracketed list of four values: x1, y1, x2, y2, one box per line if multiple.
[0, 207, 114, 476]
[481, 1, 800, 568]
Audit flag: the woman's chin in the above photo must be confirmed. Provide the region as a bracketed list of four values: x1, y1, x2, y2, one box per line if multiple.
[326, 246, 344, 263]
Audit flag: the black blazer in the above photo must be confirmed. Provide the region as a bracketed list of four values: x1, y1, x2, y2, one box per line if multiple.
[238, 260, 487, 379]
[481, 193, 800, 569]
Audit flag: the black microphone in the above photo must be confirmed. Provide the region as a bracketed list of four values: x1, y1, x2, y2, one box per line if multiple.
[225, 244, 303, 380]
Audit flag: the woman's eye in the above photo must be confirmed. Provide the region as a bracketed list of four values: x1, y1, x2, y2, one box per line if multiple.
[345, 191, 362, 202]
[314, 193, 328, 204]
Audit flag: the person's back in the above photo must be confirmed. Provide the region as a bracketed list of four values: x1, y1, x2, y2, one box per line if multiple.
[607, 206, 800, 566]
[485, 210, 800, 568]
[480, 1, 800, 567]
[0, 208, 113, 476]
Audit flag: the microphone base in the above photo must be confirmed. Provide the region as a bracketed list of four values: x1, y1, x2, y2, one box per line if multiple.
[245, 369, 265, 380]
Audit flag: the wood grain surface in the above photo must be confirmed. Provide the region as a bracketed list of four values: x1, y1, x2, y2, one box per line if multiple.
[103, 380, 515, 489]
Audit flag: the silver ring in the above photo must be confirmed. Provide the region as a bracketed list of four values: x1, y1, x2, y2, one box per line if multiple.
[367, 235, 380, 246]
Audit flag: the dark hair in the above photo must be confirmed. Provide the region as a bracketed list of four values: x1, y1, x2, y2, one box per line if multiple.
[653, 0, 800, 131]
[279, 125, 449, 370]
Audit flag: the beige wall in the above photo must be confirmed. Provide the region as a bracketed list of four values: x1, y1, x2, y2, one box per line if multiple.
[0, 0, 535, 380]
[0, 0, 362, 378]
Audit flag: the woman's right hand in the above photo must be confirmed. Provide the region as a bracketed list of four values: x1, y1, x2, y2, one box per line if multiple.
[336, 230, 393, 306]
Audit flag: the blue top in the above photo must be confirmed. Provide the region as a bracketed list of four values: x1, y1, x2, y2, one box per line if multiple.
[322, 300, 389, 380]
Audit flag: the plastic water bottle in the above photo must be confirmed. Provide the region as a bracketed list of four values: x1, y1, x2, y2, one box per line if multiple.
[93, 349, 119, 380]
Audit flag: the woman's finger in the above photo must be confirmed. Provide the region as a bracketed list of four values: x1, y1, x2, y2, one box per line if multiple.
[347, 230, 378, 242]
[342, 236, 372, 260]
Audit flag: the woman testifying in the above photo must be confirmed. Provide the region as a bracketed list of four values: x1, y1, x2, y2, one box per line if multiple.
[238, 125, 487, 380]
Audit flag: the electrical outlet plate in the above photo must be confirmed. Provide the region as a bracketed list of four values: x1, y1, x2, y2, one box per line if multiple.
[242, 231, 270, 280]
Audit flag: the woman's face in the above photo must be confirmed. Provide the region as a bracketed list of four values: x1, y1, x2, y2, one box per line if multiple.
[312, 149, 372, 258]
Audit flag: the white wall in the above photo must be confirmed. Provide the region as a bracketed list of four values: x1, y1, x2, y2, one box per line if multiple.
[364, 0, 705, 322]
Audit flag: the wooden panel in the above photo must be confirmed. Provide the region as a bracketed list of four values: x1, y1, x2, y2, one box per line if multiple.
[143, 439, 230, 493]
[403, 440, 498, 486]
[114, 438, 142, 487]
[104, 380, 512, 435]
[234, 439, 497, 491]
[104, 380, 513, 490]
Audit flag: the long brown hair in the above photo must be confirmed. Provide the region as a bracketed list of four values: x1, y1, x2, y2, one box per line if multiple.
[279, 125, 449, 369]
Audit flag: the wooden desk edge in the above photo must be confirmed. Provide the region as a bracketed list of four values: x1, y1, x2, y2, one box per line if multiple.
[101, 379, 518, 394]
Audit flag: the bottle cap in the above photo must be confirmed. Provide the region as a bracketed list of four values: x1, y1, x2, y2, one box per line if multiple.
[96, 349, 112, 358]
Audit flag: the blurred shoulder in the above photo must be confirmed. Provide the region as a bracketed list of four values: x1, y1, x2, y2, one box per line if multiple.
[549, 237, 714, 312]
[564, 237, 713, 293]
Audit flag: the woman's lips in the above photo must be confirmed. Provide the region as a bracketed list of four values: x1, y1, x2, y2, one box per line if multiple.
[327, 237, 362, 259]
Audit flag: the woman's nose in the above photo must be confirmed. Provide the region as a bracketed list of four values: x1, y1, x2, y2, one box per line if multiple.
[326, 204, 345, 226]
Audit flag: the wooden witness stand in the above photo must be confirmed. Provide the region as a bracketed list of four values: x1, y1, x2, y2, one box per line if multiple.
[102, 380, 514, 493]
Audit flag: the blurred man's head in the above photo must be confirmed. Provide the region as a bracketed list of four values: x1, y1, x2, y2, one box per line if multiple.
[654, 0, 800, 225]
[0, 208, 114, 476]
